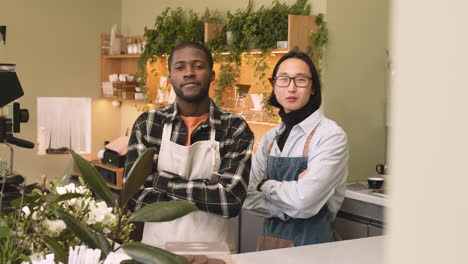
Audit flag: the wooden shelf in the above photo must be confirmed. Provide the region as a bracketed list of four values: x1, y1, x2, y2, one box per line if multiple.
[90, 160, 124, 190]
[102, 49, 288, 59]
[222, 107, 280, 125]
[100, 34, 165, 101]
[102, 54, 141, 59]
[205, 15, 318, 54]
[219, 48, 289, 55]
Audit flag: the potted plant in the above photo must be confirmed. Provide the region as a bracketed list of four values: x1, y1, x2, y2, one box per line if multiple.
[1, 149, 196, 264]
[0, 149, 197, 264]
[60, 149, 197, 263]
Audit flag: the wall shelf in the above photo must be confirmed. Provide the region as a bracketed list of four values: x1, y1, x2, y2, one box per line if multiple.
[102, 54, 141, 59]
[205, 15, 318, 54]
[99, 14, 318, 127]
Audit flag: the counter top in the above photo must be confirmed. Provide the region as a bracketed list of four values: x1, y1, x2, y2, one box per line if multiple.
[345, 182, 389, 206]
[231, 236, 384, 264]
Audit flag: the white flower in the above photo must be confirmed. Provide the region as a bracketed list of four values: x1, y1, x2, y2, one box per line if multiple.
[64, 183, 77, 193]
[28, 253, 56, 264]
[43, 219, 67, 236]
[22, 206, 31, 217]
[103, 251, 131, 264]
[22, 206, 38, 220]
[71, 197, 84, 211]
[55, 186, 66, 195]
[76, 185, 88, 194]
[86, 201, 115, 225]
[68, 245, 101, 264]
[102, 210, 116, 226]
[56, 183, 89, 195]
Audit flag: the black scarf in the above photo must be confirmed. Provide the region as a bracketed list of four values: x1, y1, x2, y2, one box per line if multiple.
[276, 100, 318, 151]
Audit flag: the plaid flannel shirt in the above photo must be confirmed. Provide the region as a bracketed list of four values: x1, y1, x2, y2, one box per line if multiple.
[124, 99, 254, 218]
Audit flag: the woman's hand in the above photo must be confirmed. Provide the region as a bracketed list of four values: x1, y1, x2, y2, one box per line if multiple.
[298, 169, 310, 180]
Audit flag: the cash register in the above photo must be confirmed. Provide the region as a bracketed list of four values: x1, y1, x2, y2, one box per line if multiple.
[79, 136, 129, 190]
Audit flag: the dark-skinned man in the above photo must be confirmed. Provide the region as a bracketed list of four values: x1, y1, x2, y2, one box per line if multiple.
[124, 41, 254, 252]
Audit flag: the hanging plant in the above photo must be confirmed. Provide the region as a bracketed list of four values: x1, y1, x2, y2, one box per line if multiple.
[136, 0, 325, 123]
[137, 7, 207, 109]
[207, 0, 311, 113]
[308, 13, 328, 75]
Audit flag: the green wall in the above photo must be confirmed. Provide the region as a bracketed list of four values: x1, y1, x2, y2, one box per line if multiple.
[0, 0, 389, 184]
[0, 0, 122, 183]
[325, 0, 389, 181]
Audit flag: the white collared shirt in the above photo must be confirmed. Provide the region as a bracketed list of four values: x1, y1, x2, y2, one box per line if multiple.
[243, 109, 348, 220]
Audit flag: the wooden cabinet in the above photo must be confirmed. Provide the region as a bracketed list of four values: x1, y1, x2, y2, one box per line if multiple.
[333, 197, 385, 240]
[74, 154, 124, 190]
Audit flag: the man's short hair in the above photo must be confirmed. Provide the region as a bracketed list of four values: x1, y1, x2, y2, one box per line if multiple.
[168, 41, 214, 72]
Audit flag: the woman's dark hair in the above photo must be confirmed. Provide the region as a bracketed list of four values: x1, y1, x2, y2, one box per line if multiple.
[168, 41, 214, 72]
[268, 51, 322, 110]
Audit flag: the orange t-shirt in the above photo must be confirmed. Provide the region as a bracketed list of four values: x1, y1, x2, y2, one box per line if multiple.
[179, 114, 209, 146]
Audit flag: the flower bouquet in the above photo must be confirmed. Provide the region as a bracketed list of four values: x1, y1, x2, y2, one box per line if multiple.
[1, 148, 198, 264]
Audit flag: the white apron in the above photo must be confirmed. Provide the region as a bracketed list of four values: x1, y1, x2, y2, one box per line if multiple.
[142, 122, 235, 251]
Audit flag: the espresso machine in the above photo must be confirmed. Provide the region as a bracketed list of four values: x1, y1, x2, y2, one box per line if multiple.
[0, 63, 34, 212]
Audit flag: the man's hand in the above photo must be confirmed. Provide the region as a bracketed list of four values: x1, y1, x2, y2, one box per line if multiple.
[298, 169, 310, 180]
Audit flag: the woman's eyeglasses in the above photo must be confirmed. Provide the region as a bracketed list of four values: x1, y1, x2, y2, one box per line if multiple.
[273, 76, 313, 88]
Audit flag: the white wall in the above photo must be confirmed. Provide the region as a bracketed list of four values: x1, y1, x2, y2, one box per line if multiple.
[386, 0, 468, 263]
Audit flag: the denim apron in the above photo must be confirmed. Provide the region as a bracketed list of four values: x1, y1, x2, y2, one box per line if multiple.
[257, 124, 334, 250]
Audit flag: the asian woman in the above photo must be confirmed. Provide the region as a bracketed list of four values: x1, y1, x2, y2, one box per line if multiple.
[243, 50, 348, 250]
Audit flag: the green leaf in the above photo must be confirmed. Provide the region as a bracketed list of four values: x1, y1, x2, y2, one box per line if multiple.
[96, 232, 111, 257]
[70, 150, 116, 207]
[43, 192, 85, 203]
[0, 225, 10, 240]
[56, 192, 86, 203]
[121, 148, 156, 207]
[54, 209, 100, 249]
[17, 254, 31, 262]
[43, 236, 68, 264]
[129, 201, 197, 222]
[9, 197, 22, 208]
[43, 193, 60, 202]
[11, 192, 40, 208]
[120, 260, 143, 264]
[122, 242, 188, 264]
